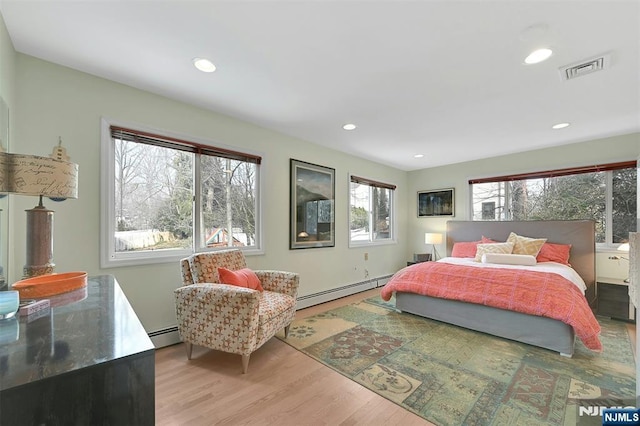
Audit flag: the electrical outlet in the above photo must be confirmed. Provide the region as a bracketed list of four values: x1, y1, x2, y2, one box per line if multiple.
[364, 252, 369, 261]
[364, 269, 369, 278]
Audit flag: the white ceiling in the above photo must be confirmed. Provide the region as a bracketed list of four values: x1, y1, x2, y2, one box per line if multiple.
[1, 1, 638, 171]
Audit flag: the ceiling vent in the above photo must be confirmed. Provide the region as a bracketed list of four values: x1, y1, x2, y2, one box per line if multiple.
[559, 53, 610, 81]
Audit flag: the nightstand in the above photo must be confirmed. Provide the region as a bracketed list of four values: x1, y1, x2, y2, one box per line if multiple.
[597, 277, 636, 322]
[407, 260, 430, 266]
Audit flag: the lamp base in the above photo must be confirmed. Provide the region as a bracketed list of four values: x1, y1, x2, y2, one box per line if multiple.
[24, 197, 55, 279]
[23, 264, 55, 279]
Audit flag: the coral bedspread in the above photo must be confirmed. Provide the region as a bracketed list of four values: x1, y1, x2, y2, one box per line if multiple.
[381, 261, 602, 351]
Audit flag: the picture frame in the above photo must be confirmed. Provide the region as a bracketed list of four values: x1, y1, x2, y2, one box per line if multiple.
[418, 188, 455, 217]
[290, 159, 335, 249]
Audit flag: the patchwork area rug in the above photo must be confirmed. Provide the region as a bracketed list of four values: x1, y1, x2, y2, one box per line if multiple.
[278, 296, 636, 426]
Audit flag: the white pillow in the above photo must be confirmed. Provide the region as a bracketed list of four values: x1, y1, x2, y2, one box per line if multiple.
[481, 253, 537, 266]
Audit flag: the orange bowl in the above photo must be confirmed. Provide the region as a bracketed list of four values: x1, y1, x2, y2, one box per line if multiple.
[12, 272, 88, 299]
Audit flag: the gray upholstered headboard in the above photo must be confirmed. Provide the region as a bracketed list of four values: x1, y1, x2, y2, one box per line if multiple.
[445, 220, 596, 305]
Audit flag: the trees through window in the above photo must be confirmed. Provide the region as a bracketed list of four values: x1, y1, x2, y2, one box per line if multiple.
[104, 124, 260, 265]
[470, 162, 636, 245]
[349, 176, 395, 244]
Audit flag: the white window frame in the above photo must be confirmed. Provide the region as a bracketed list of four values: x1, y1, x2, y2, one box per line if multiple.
[348, 174, 397, 247]
[100, 118, 264, 268]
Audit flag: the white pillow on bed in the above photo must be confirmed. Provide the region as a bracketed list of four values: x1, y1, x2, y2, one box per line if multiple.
[474, 242, 514, 262]
[481, 253, 537, 266]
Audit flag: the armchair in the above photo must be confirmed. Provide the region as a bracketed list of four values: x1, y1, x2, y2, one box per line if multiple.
[174, 249, 299, 373]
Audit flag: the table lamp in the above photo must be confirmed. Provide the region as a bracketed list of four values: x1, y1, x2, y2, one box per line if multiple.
[424, 232, 443, 261]
[6, 139, 78, 278]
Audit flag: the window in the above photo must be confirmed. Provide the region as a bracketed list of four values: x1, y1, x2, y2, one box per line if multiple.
[469, 161, 637, 245]
[101, 122, 261, 267]
[349, 175, 396, 245]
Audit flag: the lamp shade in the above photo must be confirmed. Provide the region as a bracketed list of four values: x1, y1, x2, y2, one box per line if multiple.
[425, 232, 443, 245]
[0, 151, 8, 193]
[7, 154, 78, 198]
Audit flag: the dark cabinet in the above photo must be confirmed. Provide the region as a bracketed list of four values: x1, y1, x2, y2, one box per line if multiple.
[597, 277, 635, 322]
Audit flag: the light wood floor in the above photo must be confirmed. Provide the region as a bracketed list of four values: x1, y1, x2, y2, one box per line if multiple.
[155, 288, 430, 425]
[155, 288, 636, 425]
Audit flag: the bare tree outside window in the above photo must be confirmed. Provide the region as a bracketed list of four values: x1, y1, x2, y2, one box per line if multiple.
[200, 157, 256, 248]
[470, 164, 636, 245]
[111, 128, 260, 256]
[349, 178, 394, 243]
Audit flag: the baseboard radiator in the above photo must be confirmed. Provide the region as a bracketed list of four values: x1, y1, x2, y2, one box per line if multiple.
[148, 274, 393, 348]
[149, 327, 180, 348]
[295, 274, 392, 309]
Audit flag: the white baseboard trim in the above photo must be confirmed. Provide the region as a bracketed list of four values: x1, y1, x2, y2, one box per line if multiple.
[149, 274, 393, 348]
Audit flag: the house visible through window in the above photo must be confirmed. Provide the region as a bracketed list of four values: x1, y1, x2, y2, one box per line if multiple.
[102, 123, 261, 266]
[469, 161, 637, 245]
[349, 175, 396, 244]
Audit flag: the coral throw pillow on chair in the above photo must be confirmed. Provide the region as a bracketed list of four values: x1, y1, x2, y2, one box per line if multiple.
[217, 267, 264, 291]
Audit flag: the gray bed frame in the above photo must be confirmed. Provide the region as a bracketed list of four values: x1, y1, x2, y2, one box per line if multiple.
[396, 220, 596, 357]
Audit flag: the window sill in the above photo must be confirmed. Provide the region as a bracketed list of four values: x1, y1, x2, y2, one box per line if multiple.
[349, 239, 397, 249]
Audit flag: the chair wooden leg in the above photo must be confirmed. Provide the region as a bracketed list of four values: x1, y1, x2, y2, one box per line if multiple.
[185, 342, 193, 360]
[284, 324, 290, 339]
[241, 355, 250, 374]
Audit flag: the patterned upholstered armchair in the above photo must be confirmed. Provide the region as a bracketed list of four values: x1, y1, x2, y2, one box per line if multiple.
[174, 249, 299, 373]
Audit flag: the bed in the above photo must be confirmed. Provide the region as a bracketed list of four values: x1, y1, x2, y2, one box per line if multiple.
[382, 220, 599, 357]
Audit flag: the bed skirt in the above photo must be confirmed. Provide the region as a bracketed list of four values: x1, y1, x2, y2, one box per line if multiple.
[396, 292, 576, 356]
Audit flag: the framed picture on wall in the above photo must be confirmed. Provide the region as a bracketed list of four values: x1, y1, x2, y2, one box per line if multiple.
[290, 159, 335, 249]
[418, 188, 455, 217]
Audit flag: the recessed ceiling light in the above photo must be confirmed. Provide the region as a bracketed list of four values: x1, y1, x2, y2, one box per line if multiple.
[342, 123, 357, 131]
[193, 58, 216, 73]
[524, 48, 553, 64]
[552, 122, 570, 129]
[414, 154, 424, 158]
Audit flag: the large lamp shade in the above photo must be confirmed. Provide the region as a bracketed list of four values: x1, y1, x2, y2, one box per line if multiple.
[424, 233, 443, 245]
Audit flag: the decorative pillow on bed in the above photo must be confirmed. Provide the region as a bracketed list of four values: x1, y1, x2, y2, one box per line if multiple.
[481, 253, 537, 266]
[506, 232, 546, 256]
[451, 236, 499, 258]
[474, 242, 514, 261]
[536, 242, 572, 265]
[451, 241, 481, 258]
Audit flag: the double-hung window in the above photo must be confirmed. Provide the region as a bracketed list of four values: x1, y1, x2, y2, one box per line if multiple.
[469, 161, 637, 246]
[349, 175, 396, 245]
[101, 123, 261, 267]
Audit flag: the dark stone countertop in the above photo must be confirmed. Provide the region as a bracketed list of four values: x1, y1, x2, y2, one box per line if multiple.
[0, 275, 154, 391]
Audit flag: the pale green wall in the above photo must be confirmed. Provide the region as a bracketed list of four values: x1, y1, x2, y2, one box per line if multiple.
[406, 132, 640, 280]
[6, 35, 639, 334]
[0, 13, 15, 287]
[10, 54, 409, 333]
[0, 12, 15, 106]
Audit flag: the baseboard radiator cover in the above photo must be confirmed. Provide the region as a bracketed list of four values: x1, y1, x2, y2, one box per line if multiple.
[295, 275, 393, 310]
[149, 327, 180, 348]
[149, 274, 393, 348]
